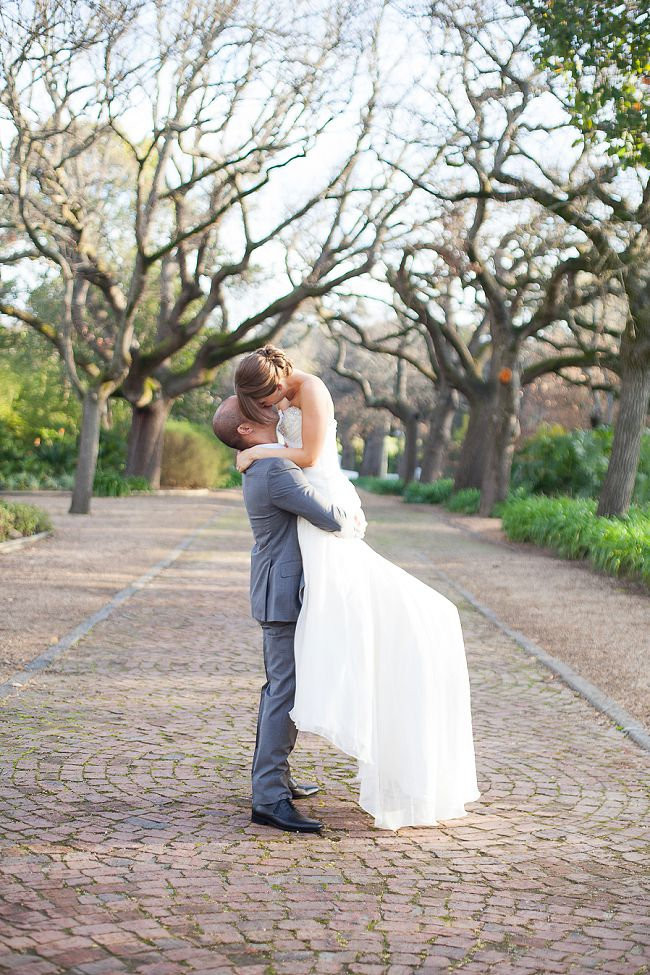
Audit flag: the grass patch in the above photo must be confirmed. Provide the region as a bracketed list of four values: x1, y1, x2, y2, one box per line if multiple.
[501, 494, 650, 585]
[355, 476, 405, 495]
[357, 477, 482, 514]
[404, 478, 454, 504]
[0, 500, 52, 542]
[444, 488, 482, 514]
[93, 472, 152, 497]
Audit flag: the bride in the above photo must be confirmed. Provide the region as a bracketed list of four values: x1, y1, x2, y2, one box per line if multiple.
[234, 345, 480, 830]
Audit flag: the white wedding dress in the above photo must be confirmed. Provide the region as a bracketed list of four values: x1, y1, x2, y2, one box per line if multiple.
[278, 406, 480, 830]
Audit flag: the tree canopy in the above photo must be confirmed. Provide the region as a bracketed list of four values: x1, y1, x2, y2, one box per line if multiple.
[520, 0, 650, 166]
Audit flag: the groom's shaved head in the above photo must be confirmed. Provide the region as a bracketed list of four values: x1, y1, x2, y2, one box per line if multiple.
[212, 395, 278, 450]
[212, 396, 248, 450]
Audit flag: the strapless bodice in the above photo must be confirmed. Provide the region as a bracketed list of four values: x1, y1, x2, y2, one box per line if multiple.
[276, 405, 361, 512]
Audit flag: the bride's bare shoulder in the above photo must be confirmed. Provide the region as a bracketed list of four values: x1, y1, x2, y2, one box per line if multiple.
[296, 374, 334, 413]
[299, 374, 331, 398]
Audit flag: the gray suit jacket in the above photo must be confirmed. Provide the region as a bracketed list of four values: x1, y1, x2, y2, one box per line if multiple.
[242, 456, 353, 623]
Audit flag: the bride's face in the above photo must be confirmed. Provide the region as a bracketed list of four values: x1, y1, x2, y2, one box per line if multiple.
[259, 381, 286, 407]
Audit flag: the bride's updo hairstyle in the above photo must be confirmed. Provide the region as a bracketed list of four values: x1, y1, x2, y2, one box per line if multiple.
[235, 344, 294, 423]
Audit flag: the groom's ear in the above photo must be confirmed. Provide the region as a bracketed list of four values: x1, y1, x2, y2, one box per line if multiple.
[237, 421, 254, 439]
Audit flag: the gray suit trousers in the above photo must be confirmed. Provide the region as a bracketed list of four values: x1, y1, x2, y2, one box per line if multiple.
[251, 621, 298, 805]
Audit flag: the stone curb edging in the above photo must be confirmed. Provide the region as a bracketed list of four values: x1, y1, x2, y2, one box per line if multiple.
[0, 530, 53, 554]
[0, 513, 221, 702]
[429, 562, 650, 754]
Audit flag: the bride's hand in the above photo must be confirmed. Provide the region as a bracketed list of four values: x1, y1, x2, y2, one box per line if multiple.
[236, 446, 262, 473]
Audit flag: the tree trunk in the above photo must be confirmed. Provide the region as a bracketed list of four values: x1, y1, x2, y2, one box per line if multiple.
[340, 441, 356, 469]
[360, 426, 388, 477]
[597, 355, 650, 517]
[479, 367, 521, 516]
[398, 415, 418, 484]
[126, 398, 173, 489]
[69, 389, 105, 515]
[454, 395, 492, 490]
[338, 426, 357, 470]
[420, 388, 457, 483]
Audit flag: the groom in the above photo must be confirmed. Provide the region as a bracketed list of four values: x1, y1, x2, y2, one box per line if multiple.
[212, 396, 363, 834]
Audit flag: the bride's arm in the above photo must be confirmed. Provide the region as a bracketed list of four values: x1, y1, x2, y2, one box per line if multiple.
[236, 381, 330, 473]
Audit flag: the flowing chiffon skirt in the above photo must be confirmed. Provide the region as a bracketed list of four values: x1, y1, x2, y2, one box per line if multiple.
[289, 464, 480, 830]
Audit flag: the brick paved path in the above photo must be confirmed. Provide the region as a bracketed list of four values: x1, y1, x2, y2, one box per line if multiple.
[1, 493, 649, 975]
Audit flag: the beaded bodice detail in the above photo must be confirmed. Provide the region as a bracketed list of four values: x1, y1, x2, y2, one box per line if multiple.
[276, 406, 304, 448]
[276, 405, 344, 484]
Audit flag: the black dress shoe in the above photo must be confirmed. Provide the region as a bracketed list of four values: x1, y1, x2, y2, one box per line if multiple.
[251, 797, 323, 833]
[289, 775, 320, 799]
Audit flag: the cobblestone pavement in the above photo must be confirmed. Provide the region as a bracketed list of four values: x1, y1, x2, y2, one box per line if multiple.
[1, 493, 649, 975]
[0, 491, 223, 683]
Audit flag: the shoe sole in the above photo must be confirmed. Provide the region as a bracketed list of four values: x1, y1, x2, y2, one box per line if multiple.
[251, 811, 322, 833]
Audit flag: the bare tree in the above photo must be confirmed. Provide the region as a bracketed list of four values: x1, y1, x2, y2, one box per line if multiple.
[324, 304, 460, 482]
[0, 0, 407, 509]
[479, 177, 649, 517]
[380, 1, 622, 513]
[0, 0, 146, 511]
[390, 223, 616, 512]
[420, 383, 459, 482]
[332, 341, 422, 482]
[395, 0, 646, 516]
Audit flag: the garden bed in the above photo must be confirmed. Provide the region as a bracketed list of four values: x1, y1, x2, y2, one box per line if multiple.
[0, 499, 52, 543]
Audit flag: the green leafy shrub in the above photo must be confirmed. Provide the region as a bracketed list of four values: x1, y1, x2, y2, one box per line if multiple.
[93, 472, 151, 497]
[96, 426, 129, 474]
[161, 419, 233, 489]
[404, 478, 454, 504]
[490, 486, 530, 518]
[355, 476, 405, 495]
[512, 425, 650, 504]
[0, 500, 52, 542]
[0, 417, 129, 489]
[0, 472, 41, 491]
[501, 494, 650, 585]
[41, 473, 75, 491]
[0, 326, 82, 442]
[32, 435, 80, 476]
[0, 419, 75, 485]
[445, 488, 481, 514]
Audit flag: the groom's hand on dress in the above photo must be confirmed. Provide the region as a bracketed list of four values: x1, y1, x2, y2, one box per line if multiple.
[333, 509, 366, 539]
[353, 510, 367, 539]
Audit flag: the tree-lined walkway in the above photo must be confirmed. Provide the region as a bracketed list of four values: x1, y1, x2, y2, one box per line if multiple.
[1, 494, 649, 974]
